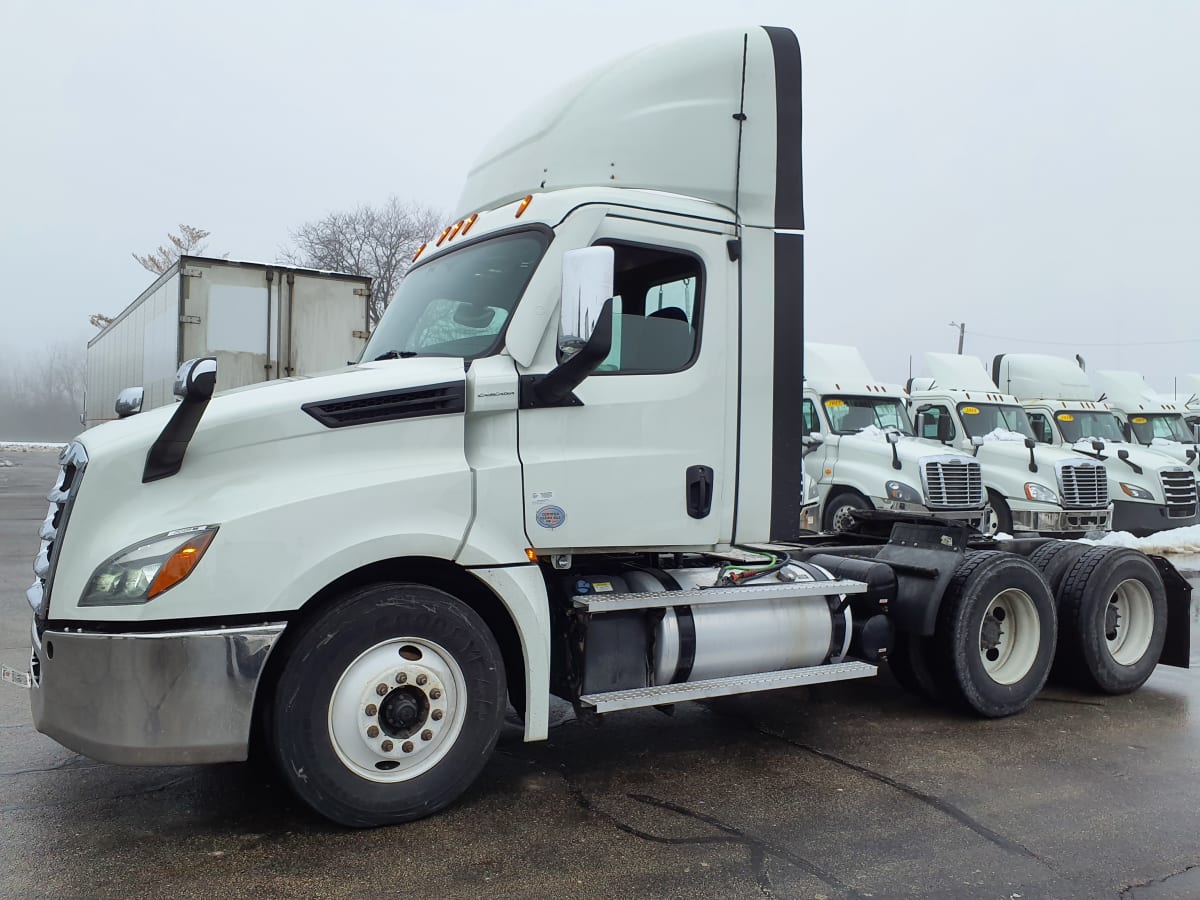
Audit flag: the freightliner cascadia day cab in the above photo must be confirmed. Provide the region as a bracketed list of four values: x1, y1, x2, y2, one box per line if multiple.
[1182, 374, 1200, 436]
[14, 29, 1192, 827]
[801, 344, 989, 533]
[1091, 370, 1200, 472]
[907, 353, 1112, 538]
[993, 354, 1200, 536]
[85, 256, 373, 426]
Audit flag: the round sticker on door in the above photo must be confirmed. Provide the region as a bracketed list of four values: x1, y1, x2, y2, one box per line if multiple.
[535, 505, 567, 529]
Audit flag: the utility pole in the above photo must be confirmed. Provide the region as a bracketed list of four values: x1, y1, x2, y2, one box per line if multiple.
[948, 321, 965, 354]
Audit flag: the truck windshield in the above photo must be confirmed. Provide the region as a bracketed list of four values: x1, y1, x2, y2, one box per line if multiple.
[1128, 413, 1193, 444]
[956, 403, 1036, 440]
[362, 230, 550, 362]
[1054, 410, 1125, 443]
[823, 396, 914, 435]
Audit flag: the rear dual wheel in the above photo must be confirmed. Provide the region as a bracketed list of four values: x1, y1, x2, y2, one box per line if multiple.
[891, 551, 1056, 717]
[1053, 546, 1167, 694]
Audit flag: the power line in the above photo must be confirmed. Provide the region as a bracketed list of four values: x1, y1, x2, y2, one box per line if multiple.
[967, 329, 1200, 348]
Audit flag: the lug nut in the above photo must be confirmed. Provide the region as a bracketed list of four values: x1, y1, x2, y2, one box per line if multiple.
[431, 709, 444, 721]
[421, 729, 433, 741]
[376, 683, 389, 696]
[429, 688, 442, 700]
[416, 674, 428, 686]
[381, 739, 394, 752]
[365, 704, 378, 717]
[396, 672, 407, 684]
[366, 725, 380, 738]
[402, 741, 414, 753]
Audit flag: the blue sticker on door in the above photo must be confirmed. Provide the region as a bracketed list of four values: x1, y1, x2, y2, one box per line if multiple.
[535, 505, 567, 529]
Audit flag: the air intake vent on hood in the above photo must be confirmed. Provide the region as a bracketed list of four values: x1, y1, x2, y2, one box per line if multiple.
[303, 382, 465, 428]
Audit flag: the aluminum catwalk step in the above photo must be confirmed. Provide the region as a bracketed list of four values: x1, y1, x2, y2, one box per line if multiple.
[579, 661, 878, 713]
[573, 579, 867, 613]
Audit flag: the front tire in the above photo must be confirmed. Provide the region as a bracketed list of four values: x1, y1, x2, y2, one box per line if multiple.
[984, 490, 1013, 536]
[933, 551, 1057, 717]
[1056, 547, 1167, 694]
[271, 582, 506, 827]
[823, 491, 872, 533]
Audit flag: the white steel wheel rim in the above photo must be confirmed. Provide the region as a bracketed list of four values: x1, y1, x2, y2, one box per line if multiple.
[983, 507, 1000, 536]
[831, 503, 857, 532]
[1105, 579, 1155, 666]
[978, 588, 1040, 685]
[327, 637, 467, 784]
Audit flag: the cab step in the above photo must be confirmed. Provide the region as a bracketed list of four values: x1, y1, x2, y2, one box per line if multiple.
[579, 660, 878, 713]
[573, 579, 867, 613]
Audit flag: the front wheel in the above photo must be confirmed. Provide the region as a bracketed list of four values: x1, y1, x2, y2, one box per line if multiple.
[823, 491, 872, 533]
[270, 582, 507, 827]
[933, 551, 1057, 718]
[984, 490, 1013, 537]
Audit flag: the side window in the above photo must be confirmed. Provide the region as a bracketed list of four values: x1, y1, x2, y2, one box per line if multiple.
[1027, 412, 1053, 443]
[917, 405, 954, 440]
[802, 399, 819, 434]
[593, 242, 702, 375]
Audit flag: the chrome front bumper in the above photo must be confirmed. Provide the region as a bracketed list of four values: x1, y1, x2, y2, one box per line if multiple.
[29, 621, 285, 766]
[1011, 505, 1114, 536]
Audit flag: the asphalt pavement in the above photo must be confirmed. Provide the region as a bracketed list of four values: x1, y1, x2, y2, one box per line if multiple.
[2, 449, 1199, 899]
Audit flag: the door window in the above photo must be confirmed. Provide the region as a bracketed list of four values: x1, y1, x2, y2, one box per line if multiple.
[917, 405, 955, 441]
[591, 242, 702, 374]
[802, 398, 819, 434]
[1027, 412, 1054, 443]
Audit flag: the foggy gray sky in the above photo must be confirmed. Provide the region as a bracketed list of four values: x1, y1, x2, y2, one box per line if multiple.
[2, 1, 1198, 392]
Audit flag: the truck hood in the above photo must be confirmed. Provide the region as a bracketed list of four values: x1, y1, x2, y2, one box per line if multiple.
[1136, 439, 1199, 468]
[837, 433, 974, 471]
[1064, 439, 1187, 477]
[76, 357, 467, 462]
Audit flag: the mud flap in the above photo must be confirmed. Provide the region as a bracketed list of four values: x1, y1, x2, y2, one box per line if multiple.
[1149, 554, 1192, 668]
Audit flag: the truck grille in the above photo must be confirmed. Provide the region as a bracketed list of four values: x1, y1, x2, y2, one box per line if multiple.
[29, 442, 87, 630]
[1057, 461, 1108, 509]
[921, 457, 984, 509]
[1161, 468, 1198, 518]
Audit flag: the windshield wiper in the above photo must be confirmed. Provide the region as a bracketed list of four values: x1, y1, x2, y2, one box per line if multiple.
[373, 350, 421, 361]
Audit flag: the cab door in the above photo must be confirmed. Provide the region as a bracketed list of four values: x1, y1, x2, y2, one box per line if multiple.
[516, 216, 736, 551]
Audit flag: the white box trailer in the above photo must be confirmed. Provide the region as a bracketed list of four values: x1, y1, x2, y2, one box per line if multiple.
[85, 256, 372, 426]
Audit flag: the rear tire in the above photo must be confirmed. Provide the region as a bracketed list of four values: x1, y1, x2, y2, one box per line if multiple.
[888, 632, 946, 702]
[271, 582, 506, 827]
[1028, 540, 1091, 595]
[1056, 547, 1167, 694]
[933, 551, 1056, 718]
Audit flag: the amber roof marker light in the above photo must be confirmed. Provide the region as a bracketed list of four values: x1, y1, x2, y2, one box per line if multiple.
[515, 195, 533, 218]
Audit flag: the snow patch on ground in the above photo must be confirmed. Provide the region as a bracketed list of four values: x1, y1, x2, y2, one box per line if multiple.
[0, 442, 67, 452]
[1080, 526, 1200, 573]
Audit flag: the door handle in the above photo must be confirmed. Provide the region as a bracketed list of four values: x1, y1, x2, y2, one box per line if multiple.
[686, 465, 714, 519]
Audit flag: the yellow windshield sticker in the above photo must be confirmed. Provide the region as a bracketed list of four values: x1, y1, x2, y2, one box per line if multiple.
[1131, 416, 1148, 424]
[825, 399, 846, 407]
[1057, 413, 1075, 422]
[961, 406, 980, 415]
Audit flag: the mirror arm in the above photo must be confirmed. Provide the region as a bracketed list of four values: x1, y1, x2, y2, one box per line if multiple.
[523, 299, 614, 408]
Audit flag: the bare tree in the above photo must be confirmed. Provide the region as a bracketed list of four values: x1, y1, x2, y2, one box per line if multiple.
[282, 197, 443, 325]
[133, 224, 211, 275]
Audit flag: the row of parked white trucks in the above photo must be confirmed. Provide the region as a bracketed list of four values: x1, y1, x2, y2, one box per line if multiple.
[802, 345, 1200, 542]
[10, 27, 1194, 828]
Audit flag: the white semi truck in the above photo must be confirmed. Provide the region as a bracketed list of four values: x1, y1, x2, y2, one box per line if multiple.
[994, 354, 1200, 536]
[908, 353, 1112, 537]
[84, 256, 372, 426]
[12, 29, 1192, 828]
[1091, 369, 1199, 471]
[801, 344, 989, 533]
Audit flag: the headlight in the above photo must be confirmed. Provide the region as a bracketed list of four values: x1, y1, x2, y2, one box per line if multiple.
[1119, 483, 1154, 501]
[80, 526, 217, 607]
[885, 480, 923, 504]
[1024, 483, 1059, 503]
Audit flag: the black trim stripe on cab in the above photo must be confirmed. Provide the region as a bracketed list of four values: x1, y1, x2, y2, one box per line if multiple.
[303, 382, 466, 428]
[770, 231, 806, 541]
[763, 26, 804, 230]
[46, 611, 292, 635]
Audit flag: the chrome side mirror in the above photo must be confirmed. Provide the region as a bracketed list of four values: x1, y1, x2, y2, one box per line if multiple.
[559, 246, 614, 357]
[173, 358, 218, 401]
[115, 387, 144, 419]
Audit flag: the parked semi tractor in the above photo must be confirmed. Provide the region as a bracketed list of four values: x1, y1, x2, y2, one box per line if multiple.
[907, 353, 1112, 537]
[802, 344, 989, 533]
[994, 354, 1200, 535]
[1091, 370, 1200, 471]
[1182, 375, 1200, 435]
[84, 256, 372, 426]
[12, 29, 1191, 828]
